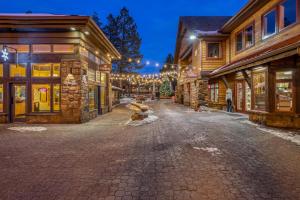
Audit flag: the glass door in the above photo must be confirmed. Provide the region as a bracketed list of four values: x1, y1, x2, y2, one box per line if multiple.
[236, 81, 244, 112]
[11, 84, 26, 122]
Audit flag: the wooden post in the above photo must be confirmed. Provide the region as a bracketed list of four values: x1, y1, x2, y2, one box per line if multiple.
[222, 76, 230, 89]
[242, 70, 252, 89]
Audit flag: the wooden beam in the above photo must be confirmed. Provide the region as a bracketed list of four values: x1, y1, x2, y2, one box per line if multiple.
[222, 76, 230, 89]
[242, 70, 252, 89]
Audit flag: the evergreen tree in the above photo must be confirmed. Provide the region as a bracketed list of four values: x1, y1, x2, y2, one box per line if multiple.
[103, 7, 143, 73]
[92, 12, 103, 28]
[25, 10, 32, 14]
[160, 80, 173, 97]
[160, 54, 174, 73]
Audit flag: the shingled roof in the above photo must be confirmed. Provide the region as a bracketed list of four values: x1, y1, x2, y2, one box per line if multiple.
[179, 16, 232, 32]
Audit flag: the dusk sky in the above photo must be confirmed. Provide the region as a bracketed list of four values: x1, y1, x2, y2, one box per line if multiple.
[1, 0, 248, 74]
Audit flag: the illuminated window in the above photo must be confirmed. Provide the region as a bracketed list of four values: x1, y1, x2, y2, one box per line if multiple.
[253, 71, 266, 111]
[101, 73, 107, 85]
[101, 87, 106, 106]
[88, 69, 96, 81]
[53, 44, 74, 53]
[245, 25, 254, 48]
[245, 84, 252, 111]
[96, 71, 101, 82]
[32, 64, 51, 77]
[32, 84, 51, 112]
[0, 84, 3, 112]
[89, 85, 97, 110]
[210, 83, 219, 103]
[32, 44, 51, 53]
[6, 45, 30, 53]
[207, 43, 221, 58]
[263, 9, 277, 38]
[53, 64, 60, 77]
[279, 0, 297, 29]
[10, 64, 26, 77]
[53, 84, 61, 112]
[0, 64, 3, 77]
[276, 71, 293, 112]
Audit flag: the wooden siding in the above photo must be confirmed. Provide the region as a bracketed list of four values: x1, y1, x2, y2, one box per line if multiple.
[201, 40, 227, 72]
[229, 0, 300, 63]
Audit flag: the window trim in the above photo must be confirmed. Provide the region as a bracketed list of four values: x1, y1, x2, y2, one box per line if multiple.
[274, 69, 295, 113]
[262, 0, 299, 41]
[206, 42, 222, 59]
[244, 23, 255, 49]
[209, 82, 219, 103]
[235, 21, 255, 54]
[235, 30, 244, 53]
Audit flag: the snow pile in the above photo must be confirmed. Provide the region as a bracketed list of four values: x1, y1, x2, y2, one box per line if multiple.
[193, 147, 222, 156]
[257, 127, 300, 146]
[8, 126, 47, 132]
[120, 98, 134, 104]
[145, 109, 154, 114]
[240, 120, 259, 127]
[126, 115, 159, 127]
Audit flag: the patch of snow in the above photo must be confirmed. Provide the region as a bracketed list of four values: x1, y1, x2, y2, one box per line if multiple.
[240, 120, 259, 127]
[120, 98, 134, 104]
[194, 147, 222, 156]
[145, 110, 154, 114]
[257, 127, 300, 146]
[8, 126, 47, 132]
[126, 115, 159, 127]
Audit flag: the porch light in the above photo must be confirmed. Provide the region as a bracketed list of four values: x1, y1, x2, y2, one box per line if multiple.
[1, 48, 9, 61]
[70, 27, 76, 31]
[190, 35, 197, 40]
[84, 31, 90, 35]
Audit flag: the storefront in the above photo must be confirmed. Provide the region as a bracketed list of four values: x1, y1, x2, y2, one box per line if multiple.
[0, 14, 120, 123]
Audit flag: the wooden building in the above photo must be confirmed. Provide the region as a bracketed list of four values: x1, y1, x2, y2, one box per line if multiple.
[0, 14, 120, 123]
[174, 16, 231, 109]
[209, 0, 300, 128]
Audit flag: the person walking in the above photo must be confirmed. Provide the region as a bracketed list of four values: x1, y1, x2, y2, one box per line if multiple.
[226, 88, 233, 112]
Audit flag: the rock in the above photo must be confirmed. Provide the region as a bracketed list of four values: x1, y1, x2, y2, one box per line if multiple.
[131, 112, 148, 121]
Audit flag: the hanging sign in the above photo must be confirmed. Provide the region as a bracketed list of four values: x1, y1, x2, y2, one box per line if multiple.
[99, 64, 111, 71]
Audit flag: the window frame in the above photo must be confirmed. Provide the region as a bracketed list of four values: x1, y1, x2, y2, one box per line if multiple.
[235, 30, 244, 53]
[274, 69, 295, 113]
[31, 63, 61, 78]
[244, 23, 255, 49]
[262, 0, 299, 40]
[252, 69, 267, 111]
[206, 42, 222, 59]
[210, 82, 219, 103]
[31, 83, 61, 113]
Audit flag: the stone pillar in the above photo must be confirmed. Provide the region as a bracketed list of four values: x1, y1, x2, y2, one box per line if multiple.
[198, 80, 209, 106]
[183, 83, 190, 106]
[61, 60, 83, 123]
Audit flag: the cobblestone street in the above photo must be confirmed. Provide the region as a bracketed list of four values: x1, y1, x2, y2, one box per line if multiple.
[0, 100, 299, 200]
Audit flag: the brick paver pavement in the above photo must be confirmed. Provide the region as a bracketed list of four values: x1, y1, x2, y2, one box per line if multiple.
[0, 100, 299, 200]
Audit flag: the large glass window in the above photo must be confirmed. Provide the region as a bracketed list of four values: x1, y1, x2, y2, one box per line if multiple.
[263, 9, 277, 38]
[245, 25, 254, 48]
[88, 69, 96, 82]
[6, 45, 30, 53]
[210, 83, 219, 103]
[275, 71, 293, 112]
[32, 84, 51, 112]
[0, 84, 3, 112]
[32, 64, 51, 77]
[32, 44, 51, 53]
[236, 82, 243, 111]
[53, 44, 74, 53]
[245, 84, 252, 111]
[207, 43, 221, 58]
[10, 64, 26, 77]
[0, 64, 3, 77]
[236, 32, 243, 52]
[279, 0, 297, 29]
[253, 72, 266, 111]
[101, 87, 107, 106]
[89, 85, 97, 110]
[53, 64, 60, 77]
[53, 84, 61, 112]
[101, 73, 107, 85]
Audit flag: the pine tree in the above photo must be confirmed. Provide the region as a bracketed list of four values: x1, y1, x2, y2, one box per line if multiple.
[160, 80, 173, 97]
[103, 7, 143, 73]
[92, 12, 102, 28]
[160, 54, 174, 73]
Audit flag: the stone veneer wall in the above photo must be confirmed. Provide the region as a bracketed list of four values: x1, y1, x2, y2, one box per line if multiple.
[183, 83, 190, 106]
[190, 81, 198, 110]
[61, 60, 86, 123]
[0, 114, 8, 123]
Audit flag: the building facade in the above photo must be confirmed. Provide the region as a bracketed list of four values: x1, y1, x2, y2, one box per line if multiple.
[0, 14, 120, 123]
[209, 0, 300, 128]
[174, 16, 231, 109]
[175, 0, 300, 128]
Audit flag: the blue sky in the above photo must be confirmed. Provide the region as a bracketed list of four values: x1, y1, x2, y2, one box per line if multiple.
[0, 0, 248, 74]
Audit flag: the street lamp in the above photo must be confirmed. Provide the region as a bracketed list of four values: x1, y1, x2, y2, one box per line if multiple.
[189, 35, 197, 40]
